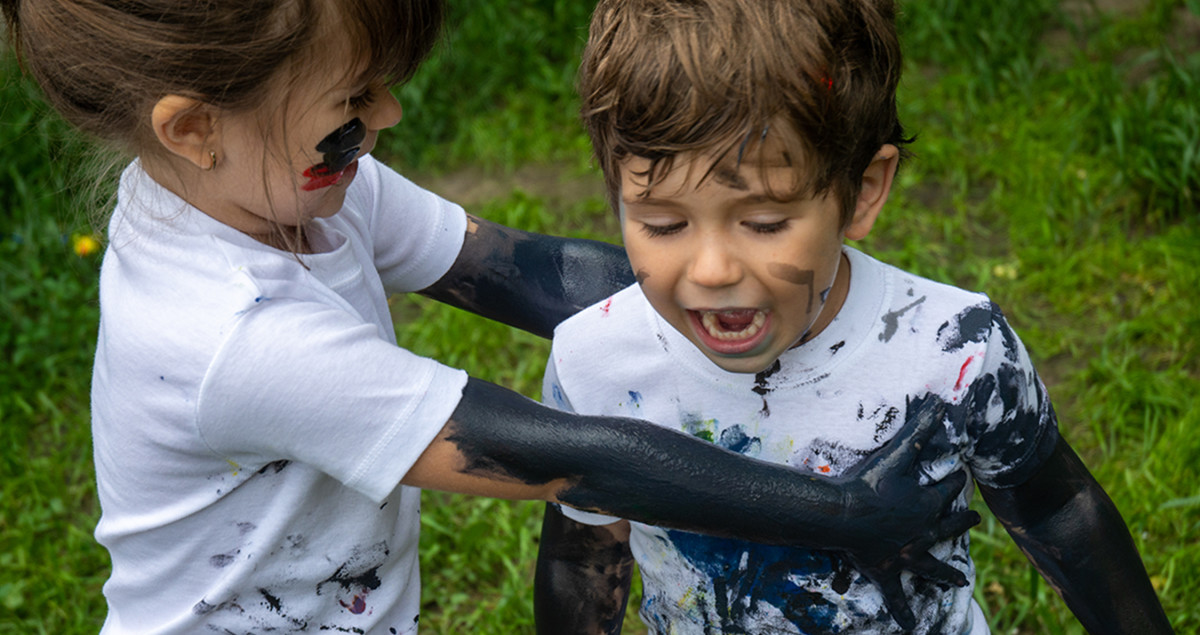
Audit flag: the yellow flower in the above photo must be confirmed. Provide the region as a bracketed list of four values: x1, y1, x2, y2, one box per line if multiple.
[991, 263, 1018, 280]
[72, 234, 101, 257]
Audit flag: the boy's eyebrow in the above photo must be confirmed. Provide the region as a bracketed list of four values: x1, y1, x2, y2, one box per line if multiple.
[622, 190, 788, 207]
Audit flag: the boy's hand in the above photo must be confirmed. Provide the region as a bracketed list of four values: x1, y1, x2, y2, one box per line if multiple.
[835, 398, 980, 631]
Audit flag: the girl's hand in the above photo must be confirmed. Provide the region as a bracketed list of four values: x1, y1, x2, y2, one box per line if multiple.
[834, 397, 980, 631]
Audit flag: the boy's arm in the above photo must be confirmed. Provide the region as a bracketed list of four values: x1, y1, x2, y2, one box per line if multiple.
[419, 214, 634, 339]
[978, 432, 1173, 633]
[535, 504, 633, 635]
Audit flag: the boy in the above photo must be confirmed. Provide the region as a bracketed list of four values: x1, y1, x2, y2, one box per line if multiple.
[534, 0, 1172, 633]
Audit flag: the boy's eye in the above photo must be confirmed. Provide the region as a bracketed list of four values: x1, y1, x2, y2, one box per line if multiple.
[348, 87, 377, 111]
[640, 221, 687, 237]
[745, 219, 789, 234]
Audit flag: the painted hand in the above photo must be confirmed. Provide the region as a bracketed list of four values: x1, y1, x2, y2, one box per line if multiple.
[834, 398, 980, 631]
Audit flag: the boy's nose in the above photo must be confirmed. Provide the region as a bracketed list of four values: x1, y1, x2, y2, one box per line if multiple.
[687, 239, 743, 288]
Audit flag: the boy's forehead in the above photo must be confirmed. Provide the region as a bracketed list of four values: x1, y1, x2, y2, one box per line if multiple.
[619, 139, 805, 200]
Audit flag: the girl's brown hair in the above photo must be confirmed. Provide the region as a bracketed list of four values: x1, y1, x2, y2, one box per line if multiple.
[580, 0, 908, 225]
[2, 0, 443, 158]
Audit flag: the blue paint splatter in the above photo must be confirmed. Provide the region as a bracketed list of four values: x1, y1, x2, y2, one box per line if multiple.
[551, 383, 568, 410]
[662, 531, 845, 631]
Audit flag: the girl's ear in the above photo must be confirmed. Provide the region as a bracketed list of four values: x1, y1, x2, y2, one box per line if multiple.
[844, 144, 900, 241]
[150, 95, 219, 170]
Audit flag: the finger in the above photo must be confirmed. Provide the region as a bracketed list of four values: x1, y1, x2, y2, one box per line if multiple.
[926, 469, 969, 511]
[854, 397, 946, 482]
[881, 396, 948, 468]
[899, 551, 968, 588]
[869, 571, 917, 632]
[932, 509, 981, 542]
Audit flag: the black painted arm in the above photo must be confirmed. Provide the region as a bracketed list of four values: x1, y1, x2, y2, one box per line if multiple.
[535, 504, 633, 635]
[409, 378, 980, 629]
[419, 214, 634, 339]
[979, 433, 1173, 634]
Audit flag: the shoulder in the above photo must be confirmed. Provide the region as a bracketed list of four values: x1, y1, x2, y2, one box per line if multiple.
[550, 284, 664, 383]
[553, 283, 651, 344]
[846, 247, 997, 348]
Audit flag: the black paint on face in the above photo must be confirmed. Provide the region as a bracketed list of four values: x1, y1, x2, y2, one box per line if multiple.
[301, 118, 366, 190]
[767, 263, 814, 312]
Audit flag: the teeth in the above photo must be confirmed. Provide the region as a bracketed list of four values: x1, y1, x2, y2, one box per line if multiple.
[700, 310, 766, 340]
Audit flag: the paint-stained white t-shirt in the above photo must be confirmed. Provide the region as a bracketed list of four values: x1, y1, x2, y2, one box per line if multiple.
[92, 156, 468, 634]
[545, 246, 1058, 635]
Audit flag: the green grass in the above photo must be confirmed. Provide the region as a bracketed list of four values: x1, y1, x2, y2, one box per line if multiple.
[3, 0, 1199, 632]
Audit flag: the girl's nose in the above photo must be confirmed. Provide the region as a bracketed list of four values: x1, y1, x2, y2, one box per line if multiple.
[371, 91, 403, 131]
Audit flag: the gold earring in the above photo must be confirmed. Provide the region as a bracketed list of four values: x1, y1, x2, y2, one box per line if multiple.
[206, 150, 217, 171]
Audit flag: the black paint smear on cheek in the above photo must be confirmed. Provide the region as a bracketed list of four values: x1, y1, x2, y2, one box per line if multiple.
[307, 117, 366, 177]
[767, 263, 814, 312]
[635, 268, 650, 284]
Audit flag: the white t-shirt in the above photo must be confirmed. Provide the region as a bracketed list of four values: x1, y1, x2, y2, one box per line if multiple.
[544, 246, 1058, 635]
[91, 156, 469, 634]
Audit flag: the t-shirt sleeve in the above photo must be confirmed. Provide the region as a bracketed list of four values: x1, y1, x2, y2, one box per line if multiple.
[195, 298, 468, 503]
[348, 156, 467, 295]
[961, 303, 1060, 489]
[541, 348, 622, 526]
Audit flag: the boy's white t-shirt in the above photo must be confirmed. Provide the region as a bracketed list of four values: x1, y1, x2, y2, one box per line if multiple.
[91, 156, 468, 634]
[545, 246, 1058, 635]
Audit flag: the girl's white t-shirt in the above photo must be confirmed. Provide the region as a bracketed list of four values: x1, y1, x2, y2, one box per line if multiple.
[91, 156, 468, 634]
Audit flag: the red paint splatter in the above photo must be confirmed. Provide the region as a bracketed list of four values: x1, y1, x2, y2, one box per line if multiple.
[818, 465, 831, 473]
[599, 298, 613, 316]
[955, 355, 976, 391]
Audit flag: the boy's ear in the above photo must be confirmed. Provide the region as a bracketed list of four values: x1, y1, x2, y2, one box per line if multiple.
[844, 144, 900, 241]
[150, 95, 219, 170]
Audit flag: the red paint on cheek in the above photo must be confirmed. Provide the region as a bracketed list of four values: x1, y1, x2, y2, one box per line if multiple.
[302, 165, 344, 191]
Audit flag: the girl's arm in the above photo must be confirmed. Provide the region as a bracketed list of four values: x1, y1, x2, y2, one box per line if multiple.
[404, 377, 979, 629]
[534, 505, 633, 635]
[979, 433, 1173, 634]
[419, 214, 634, 339]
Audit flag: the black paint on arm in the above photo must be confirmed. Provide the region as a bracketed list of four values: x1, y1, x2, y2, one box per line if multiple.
[419, 214, 635, 339]
[979, 433, 1173, 634]
[447, 379, 976, 597]
[535, 504, 633, 635]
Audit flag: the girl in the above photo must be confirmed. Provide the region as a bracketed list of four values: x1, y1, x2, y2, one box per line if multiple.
[3, 0, 976, 632]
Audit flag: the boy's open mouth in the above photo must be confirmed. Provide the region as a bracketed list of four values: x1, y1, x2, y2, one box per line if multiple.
[698, 309, 766, 340]
[688, 309, 770, 355]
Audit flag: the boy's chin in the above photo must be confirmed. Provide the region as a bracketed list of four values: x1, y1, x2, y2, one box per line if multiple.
[697, 347, 782, 375]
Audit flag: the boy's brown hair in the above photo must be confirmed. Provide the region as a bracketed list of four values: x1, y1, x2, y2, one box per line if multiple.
[580, 0, 908, 226]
